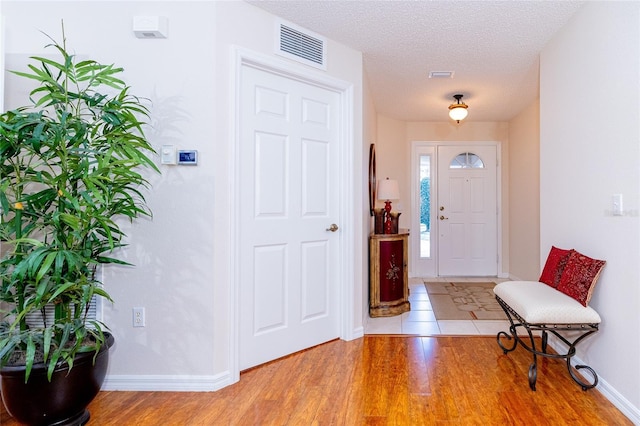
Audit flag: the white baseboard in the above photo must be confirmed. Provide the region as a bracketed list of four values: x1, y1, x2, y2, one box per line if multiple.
[101, 328, 366, 393]
[596, 376, 640, 425]
[101, 371, 234, 392]
[548, 339, 640, 424]
[349, 326, 365, 340]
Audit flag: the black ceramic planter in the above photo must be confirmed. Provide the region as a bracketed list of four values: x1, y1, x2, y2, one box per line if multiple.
[1, 333, 114, 426]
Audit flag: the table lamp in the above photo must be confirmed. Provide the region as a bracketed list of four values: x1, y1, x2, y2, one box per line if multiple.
[377, 178, 400, 234]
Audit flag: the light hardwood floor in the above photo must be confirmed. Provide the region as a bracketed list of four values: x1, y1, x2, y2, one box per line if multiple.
[1, 336, 631, 425]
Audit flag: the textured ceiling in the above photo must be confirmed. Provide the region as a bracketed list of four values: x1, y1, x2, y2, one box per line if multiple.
[246, 1, 584, 122]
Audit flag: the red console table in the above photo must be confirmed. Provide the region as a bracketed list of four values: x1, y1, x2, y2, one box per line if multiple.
[369, 230, 410, 317]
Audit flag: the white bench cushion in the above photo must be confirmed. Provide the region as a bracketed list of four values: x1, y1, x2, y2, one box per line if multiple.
[493, 281, 601, 324]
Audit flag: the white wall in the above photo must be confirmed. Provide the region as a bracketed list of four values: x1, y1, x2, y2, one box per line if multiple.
[376, 115, 407, 214]
[3, 0, 220, 387]
[540, 2, 640, 419]
[2, 1, 364, 391]
[363, 71, 377, 315]
[508, 100, 540, 280]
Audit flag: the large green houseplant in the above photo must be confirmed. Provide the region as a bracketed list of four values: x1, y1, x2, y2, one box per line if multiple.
[0, 28, 157, 423]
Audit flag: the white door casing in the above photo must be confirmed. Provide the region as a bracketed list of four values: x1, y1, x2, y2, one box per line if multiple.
[437, 145, 498, 276]
[233, 49, 355, 373]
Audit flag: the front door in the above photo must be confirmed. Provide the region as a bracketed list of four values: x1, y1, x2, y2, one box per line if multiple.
[437, 145, 497, 276]
[238, 63, 341, 370]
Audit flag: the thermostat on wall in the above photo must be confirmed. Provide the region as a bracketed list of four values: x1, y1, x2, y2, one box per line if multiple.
[177, 150, 198, 165]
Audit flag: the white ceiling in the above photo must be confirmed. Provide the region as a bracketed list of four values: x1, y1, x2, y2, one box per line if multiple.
[246, 1, 584, 122]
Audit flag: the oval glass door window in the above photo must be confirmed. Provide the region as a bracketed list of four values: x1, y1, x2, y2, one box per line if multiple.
[449, 152, 485, 169]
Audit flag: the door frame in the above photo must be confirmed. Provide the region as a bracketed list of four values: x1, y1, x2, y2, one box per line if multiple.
[409, 141, 504, 278]
[230, 47, 356, 382]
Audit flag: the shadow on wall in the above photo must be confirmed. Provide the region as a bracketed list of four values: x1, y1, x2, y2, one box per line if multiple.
[103, 91, 218, 375]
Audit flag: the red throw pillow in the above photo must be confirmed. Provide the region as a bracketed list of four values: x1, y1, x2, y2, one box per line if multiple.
[556, 251, 606, 306]
[539, 246, 574, 288]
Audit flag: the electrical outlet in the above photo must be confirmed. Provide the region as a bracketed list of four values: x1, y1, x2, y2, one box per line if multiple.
[133, 307, 145, 327]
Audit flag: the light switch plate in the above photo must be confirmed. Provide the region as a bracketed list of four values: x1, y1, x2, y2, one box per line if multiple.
[161, 145, 176, 165]
[612, 194, 623, 216]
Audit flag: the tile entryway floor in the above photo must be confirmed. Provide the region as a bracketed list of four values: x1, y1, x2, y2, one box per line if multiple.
[365, 277, 511, 336]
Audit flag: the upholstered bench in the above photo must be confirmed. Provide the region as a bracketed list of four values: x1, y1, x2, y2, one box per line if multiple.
[494, 247, 605, 391]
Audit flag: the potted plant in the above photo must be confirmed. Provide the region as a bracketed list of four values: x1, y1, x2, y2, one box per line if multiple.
[0, 26, 158, 425]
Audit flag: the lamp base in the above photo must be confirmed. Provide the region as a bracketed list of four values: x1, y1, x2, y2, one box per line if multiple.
[384, 201, 393, 234]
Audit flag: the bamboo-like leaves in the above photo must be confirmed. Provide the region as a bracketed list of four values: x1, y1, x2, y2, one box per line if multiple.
[0, 28, 158, 381]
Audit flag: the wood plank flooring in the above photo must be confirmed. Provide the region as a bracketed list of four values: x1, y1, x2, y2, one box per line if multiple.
[1, 336, 632, 425]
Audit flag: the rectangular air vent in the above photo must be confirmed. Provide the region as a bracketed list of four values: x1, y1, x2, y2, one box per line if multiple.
[25, 296, 100, 328]
[276, 21, 326, 70]
[429, 71, 455, 79]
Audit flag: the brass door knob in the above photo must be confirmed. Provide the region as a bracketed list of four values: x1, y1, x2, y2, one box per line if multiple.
[326, 223, 339, 232]
[439, 215, 448, 220]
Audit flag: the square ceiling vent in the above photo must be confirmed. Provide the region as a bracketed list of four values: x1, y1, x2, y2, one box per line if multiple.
[276, 20, 326, 70]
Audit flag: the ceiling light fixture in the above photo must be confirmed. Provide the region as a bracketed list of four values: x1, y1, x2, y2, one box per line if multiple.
[448, 94, 468, 123]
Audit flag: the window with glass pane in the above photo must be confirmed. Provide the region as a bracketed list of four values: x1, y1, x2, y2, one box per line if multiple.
[450, 152, 484, 169]
[419, 155, 431, 258]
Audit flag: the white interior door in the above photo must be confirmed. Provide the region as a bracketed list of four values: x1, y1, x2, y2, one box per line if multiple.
[437, 145, 497, 276]
[238, 64, 340, 370]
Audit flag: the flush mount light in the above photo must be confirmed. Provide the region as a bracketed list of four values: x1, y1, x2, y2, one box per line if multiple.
[448, 94, 468, 123]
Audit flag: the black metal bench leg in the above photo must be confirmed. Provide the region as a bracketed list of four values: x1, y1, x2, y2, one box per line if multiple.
[496, 300, 518, 354]
[564, 337, 599, 391]
[524, 327, 539, 391]
[528, 359, 538, 391]
[494, 295, 599, 391]
[567, 362, 599, 391]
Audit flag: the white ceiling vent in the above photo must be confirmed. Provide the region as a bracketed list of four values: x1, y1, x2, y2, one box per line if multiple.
[429, 71, 455, 79]
[276, 21, 326, 70]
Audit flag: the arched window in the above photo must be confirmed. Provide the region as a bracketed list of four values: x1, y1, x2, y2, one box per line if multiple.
[449, 152, 485, 169]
